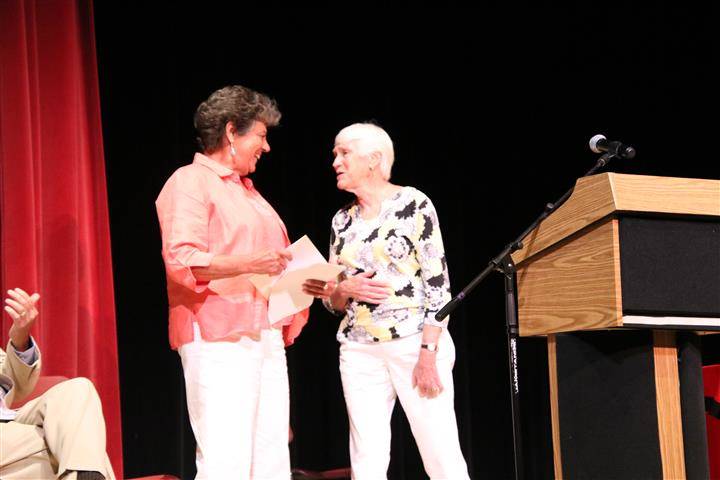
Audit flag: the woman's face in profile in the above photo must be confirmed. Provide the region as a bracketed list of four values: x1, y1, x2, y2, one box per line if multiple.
[332, 138, 369, 192]
[231, 121, 270, 176]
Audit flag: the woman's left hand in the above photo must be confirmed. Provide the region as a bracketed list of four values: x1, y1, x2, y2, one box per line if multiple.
[412, 350, 443, 399]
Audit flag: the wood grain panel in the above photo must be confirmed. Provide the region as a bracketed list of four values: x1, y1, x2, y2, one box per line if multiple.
[517, 219, 623, 336]
[653, 330, 686, 480]
[613, 174, 720, 216]
[547, 335, 563, 479]
[512, 173, 616, 265]
[511, 173, 720, 265]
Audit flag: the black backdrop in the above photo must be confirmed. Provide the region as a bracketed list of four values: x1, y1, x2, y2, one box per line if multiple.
[93, 5, 718, 479]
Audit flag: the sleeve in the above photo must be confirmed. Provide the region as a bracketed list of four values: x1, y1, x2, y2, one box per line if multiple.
[1, 339, 41, 404]
[322, 216, 345, 316]
[412, 192, 452, 328]
[156, 175, 215, 293]
[11, 337, 38, 365]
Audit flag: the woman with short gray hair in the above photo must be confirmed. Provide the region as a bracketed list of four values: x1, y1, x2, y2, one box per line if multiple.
[304, 123, 470, 479]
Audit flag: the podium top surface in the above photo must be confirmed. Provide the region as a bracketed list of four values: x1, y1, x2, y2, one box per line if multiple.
[511, 173, 720, 265]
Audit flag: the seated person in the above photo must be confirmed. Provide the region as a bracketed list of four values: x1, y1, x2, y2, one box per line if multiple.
[0, 287, 115, 480]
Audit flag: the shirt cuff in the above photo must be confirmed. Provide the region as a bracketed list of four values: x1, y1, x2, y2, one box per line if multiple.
[12, 337, 38, 365]
[322, 298, 344, 317]
[166, 251, 215, 293]
[187, 250, 214, 268]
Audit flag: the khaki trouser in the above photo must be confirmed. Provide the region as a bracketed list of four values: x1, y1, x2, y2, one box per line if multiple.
[0, 377, 115, 480]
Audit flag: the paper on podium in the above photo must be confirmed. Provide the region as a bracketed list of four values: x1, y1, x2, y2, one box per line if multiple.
[248, 235, 345, 323]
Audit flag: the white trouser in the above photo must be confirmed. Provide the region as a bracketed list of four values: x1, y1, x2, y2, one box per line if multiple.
[179, 323, 290, 480]
[339, 331, 470, 480]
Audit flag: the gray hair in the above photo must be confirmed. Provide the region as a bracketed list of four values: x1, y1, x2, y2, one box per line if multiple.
[336, 123, 395, 180]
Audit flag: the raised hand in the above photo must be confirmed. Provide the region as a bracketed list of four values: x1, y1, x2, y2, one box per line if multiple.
[4, 288, 40, 351]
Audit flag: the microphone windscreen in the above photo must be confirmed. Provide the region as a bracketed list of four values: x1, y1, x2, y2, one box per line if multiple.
[589, 134, 606, 153]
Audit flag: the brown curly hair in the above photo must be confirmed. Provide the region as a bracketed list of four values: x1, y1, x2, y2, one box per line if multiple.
[193, 85, 281, 153]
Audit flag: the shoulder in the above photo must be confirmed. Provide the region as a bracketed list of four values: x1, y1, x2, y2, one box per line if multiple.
[400, 186, 435, 211]
[331, 201, 356, 233]
[157, 163, 214, 202]
[164, 163, 214, 189]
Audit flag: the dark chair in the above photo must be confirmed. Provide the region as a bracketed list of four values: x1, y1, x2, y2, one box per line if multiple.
[125, 475, 180, 480]
[127, 476, 180, 480]
[292, 467, 352, 479]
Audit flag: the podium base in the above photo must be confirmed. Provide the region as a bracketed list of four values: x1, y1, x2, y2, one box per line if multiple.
[547, 330, 709, 480]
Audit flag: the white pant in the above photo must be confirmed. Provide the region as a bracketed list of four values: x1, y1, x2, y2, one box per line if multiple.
[179, 324, 290, 480]
[339, 331, 470, 480]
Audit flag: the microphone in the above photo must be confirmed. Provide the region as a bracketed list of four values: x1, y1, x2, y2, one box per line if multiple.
[589, 134, 636, 159]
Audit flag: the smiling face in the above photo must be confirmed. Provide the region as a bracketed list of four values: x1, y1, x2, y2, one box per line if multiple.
[230, 121, 270, 176]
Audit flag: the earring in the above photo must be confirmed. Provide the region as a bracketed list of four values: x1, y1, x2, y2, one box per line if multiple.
[230, 144, 237, 156]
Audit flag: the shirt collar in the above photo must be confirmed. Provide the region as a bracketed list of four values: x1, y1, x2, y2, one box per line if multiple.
[193, 153, 243, 183]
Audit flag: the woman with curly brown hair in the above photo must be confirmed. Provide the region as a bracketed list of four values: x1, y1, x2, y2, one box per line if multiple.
[156, 85, 308, 479]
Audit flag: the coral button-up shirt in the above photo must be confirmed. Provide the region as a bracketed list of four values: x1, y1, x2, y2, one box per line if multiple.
[156, 153, 308, 350]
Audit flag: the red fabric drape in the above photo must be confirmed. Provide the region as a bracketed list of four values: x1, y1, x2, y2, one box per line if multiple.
[0, 0, 123, 476]
[705, 365, 720, 479]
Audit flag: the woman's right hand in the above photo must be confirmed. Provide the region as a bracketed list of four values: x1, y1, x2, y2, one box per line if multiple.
[243, 249, 293, 275]
[337, 271, 392, 304]
[302, 279, 338, 299]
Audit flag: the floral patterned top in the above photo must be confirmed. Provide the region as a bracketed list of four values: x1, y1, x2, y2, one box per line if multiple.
[324, 186, 452, 344]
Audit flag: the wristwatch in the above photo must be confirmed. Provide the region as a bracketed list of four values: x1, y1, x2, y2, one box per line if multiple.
[421, 342, 439, 353]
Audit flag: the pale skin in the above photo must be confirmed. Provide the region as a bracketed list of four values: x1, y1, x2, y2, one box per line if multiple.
[4, 287, 41, 351]
[190, 120, 292, 281]
[303, 133, 444, 399]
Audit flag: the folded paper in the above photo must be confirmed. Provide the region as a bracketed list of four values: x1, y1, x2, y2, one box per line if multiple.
[249, 235, 345, 323]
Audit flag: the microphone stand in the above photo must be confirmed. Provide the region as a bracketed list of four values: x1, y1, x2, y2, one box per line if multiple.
[436, 152, 617, 480]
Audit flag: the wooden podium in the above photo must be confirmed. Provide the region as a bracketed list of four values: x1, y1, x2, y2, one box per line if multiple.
[510, 173, 720, 479]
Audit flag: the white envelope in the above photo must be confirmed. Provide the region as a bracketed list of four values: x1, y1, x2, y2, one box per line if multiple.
[248, 235, 345, 323]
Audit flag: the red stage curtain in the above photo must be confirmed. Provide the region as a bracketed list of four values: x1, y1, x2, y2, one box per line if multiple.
[705, 365, 720, 480]
[0, 0, 123, 476]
